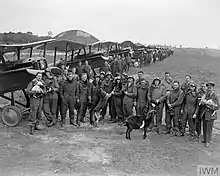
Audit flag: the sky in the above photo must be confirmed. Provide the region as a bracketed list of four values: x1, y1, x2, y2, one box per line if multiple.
[1, 0, 220, 48]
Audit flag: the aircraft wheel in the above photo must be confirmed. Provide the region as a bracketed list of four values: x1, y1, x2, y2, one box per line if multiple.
[1, 105, 21, 127]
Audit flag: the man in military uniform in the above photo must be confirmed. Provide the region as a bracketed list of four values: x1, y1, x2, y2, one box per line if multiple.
[43, 69, 59, 127]
[200, 82, 219, 147]
[56, 74, 65, 123]
[196, 82, 206, 139]
[161, 72, 173, 134]
[82, 60, 92, 79]
[136, 78, 149, 119]
[166, 81, 185, 136]
[125, 54, 132, 72]
[181, 75, 193, 94]
[26, 72, 45, 134]
[135, 71, 145, 87]
[100, 71, 106, 82]
[76, 61, 83, 79]
[100, 72, 115, 121]
[90, 74, 101, 125]
[59, 71, 79, 127]
[111, 57, 119, 77]
[99, 61, 111, 73]
[148, 77, 166, 134]
[77, 73, 91, 125]
[112, 76, 124, 123]
[123, 76, 137, 118]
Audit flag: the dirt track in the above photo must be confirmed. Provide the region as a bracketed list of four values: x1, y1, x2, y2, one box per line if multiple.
[0, 48, 220, 176]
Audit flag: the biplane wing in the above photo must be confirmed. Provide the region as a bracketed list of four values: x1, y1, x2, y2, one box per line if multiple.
[91, 40, 117, 48]
[54, 30, 99, 45]
[37, 39, 86, 52]
[0, 39, 55, 54]
[0, 67, 61, 94]
[0, 68, 44, 94]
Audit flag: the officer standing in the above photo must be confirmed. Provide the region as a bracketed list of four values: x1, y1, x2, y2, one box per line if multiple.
[200, 82, 219, 147]
[196, 82, 207, 139]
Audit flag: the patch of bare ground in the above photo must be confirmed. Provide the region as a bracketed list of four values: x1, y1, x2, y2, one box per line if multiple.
[0, 120, 219, 176]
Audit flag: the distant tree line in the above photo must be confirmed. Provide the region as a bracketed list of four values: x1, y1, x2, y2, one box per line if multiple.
[0, 31, 52, 44]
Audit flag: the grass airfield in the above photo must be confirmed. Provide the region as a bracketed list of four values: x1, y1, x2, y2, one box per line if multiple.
[0, 48, 220, 176]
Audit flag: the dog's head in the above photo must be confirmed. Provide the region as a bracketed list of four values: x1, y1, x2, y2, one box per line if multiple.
[145, 109, 156, 120]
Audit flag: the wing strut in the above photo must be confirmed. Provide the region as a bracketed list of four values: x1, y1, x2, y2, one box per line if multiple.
[64, 43, 68, 66]
[71, 50, 74, 61]
[83, 46, 87, 55]
[0, 51, 7, 70]
[30, 47, 33, 57]
[54, 47, 57, 66]
[17, 47, 20, 60]
[43, 43, 47, 57]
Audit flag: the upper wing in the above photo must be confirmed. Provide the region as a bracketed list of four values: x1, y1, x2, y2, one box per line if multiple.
[0, 39, 55, 54]
[37, 39, 86, 52]
[90, 40, 117, 48]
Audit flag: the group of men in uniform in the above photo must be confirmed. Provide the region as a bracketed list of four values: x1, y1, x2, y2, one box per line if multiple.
[97, 48, 174, 75]
[132, 48, 174, 67]
[26, 55, 219, 148]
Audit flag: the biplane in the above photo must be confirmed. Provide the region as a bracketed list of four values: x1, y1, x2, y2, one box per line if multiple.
[42, 31, 133, 71]
[92, 40, 132, 57]
[37, 30, 108, 70]
[42, 39, 107, 69]
[0, 39, 63, 127]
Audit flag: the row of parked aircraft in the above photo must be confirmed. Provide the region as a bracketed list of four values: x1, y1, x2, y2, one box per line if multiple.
[0, 29, 171, 127]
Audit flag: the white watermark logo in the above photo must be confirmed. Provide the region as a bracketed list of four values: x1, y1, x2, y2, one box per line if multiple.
[197, 165, 220, 176]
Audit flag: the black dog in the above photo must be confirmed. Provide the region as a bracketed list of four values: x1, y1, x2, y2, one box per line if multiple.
[124, 109, 156, 140]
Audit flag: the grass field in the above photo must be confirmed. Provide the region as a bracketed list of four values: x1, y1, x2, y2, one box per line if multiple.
[0, 48, 220, 176]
